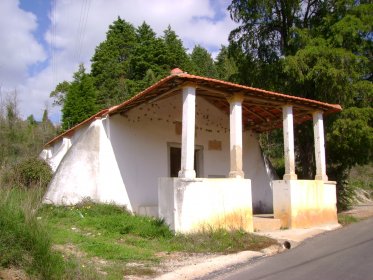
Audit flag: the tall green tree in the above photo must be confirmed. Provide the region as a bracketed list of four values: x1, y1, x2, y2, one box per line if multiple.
[128, 22, 169, 91]
[91, 17, 137, 108]
[228, 0, 373, 209]
[62, 64, 98, 130]
[49, 81, 70, 107]
[162, 25, 192, 72]
[215, 45, 238, 82]
[190, 45, 218, 78]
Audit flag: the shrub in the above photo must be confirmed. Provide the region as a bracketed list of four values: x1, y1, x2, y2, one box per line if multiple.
[0, 188, 65, 279]
[2, 157, 52, 189]
[0, 188, 98, 279]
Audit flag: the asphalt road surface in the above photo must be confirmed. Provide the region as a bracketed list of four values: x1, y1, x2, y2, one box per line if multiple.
[211, 218, 373, 280]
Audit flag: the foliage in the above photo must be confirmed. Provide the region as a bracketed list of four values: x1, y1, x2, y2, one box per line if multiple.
[0, 188, 97, 279]
[91, 17, 137, 108]
[5, 157, 53, 189]
[190, 45, 218, 78]
[0, 93, 57, 170]
[50, 81, 70, 107]
[228, 0, 373, 209]
[171, 228, 276, 253]
[259, 129, 285, 177]
[338, 213, 360, 226]
[215, 45, 239, 82]
[37, 201, 275, 278]
[162, 25, 193, 72]
[62, 64, 98, 130]
[328, 107, 373, 169]
[89, 18, 195, 110]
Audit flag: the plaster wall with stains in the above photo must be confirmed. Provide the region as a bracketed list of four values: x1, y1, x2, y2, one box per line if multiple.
[159, 177, 253, 233]
[108, 93, 273, 213]
[273, 180, 338, 228]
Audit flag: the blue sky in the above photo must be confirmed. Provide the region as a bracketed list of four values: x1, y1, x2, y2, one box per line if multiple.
[0, 0, 237, 123]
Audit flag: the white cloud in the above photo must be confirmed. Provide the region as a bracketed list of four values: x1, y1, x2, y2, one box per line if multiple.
[2, 0, 238, 122]
[0, 0, 46, 87]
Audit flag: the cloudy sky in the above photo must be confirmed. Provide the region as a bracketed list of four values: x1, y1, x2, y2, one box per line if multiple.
[0, 0, 238, 123]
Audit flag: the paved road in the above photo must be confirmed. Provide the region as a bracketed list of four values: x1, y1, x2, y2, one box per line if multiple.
[210, 218, 373, 280]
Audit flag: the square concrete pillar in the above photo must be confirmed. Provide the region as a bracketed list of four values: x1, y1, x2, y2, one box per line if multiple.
[178, 85, 196, 179]
[282, 105, 297, 180]
[313, 111, 328, 181]
[273, 180, 338, 229]
[227, 94, 245, 178]
[159, 177, 253, 233]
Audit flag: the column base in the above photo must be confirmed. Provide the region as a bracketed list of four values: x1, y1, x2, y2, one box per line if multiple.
[315, 174, 328, 181]
[178, 169, 196, 179]
[283, 173, 297, 180]
[229, 170, 245, 178]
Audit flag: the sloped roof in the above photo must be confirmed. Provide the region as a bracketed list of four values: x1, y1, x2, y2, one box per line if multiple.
[45, 69, 341, 147]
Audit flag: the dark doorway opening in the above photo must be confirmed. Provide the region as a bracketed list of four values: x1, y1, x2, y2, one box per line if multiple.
[169, 146, 202, 177]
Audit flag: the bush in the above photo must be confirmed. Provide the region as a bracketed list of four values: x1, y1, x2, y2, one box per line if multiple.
[0, 188, 98, 279]
[0, 188, 65, 279]
[2, 157, 52, 189]
[336, 179, 356, 212]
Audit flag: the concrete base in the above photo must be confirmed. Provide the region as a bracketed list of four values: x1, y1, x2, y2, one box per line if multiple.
[253, 215, 282, 232]
[273, 180, 338, 229]
[158, 177, 253, 233]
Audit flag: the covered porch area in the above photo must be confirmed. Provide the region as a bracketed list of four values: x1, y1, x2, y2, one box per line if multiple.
[155, 69, 341, 233]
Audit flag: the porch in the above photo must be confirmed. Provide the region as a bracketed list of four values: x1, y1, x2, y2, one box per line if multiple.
[156, 69, 339, 233]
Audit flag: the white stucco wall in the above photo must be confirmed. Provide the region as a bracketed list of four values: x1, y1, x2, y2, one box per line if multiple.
[40, 124, 90, 171]
[243, 131, 274, 213]
[43, 119, 131, 208]
[159, 177, 253, 233]
[273, 180, 338, 228]
[44, 92, 274, 213]
[109, 93, 273, 213]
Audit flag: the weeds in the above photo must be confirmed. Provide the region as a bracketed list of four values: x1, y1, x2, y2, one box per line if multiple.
[0, 188, 99, 279]
[338, 213, 360, 226]
[1, 188, 276, 279]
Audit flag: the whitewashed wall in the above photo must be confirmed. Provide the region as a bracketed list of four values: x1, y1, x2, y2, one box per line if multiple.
[109, 93, 273, 213]
[43, 92, 274, 213]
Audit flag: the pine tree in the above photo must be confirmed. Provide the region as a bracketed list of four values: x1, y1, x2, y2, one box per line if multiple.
[128, 22, 168, 90]
[162, 26, 192, 72]
[190, 45, 217, 78]
[62, 64, 98, 130]
[215, 46, 238, 82]
[91, 17, 137, 108]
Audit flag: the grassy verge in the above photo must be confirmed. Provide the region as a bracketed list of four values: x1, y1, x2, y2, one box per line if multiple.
[1, 188, 276, 279]
[39, 200, 276, 278]
[338, 213, 360, 226]
[0, 188, 98, 279]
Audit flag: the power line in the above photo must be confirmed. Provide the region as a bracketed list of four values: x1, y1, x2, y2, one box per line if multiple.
[74, 0, 92, 64]
[49, 0, 56, 89]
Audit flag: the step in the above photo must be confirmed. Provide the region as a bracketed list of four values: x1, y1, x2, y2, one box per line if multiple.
[253, 214, 282, 232]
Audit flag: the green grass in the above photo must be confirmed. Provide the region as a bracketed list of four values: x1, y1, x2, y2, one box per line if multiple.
[0, 187, 99, 279]
[349, 164, 373, 191]
[338, 213, 360, 226]
[38, 200, 275, 278]
[1, 188, 276, 279]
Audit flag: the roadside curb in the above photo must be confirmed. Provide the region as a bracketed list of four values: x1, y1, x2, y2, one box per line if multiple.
[154, 250, 265, 280]
[154, 224, 341, 280]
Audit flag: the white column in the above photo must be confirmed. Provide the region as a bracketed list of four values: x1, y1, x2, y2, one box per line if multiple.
[282, 105, 297, 180]
[228, 94, 245, 178]
[178, 85, 196, 179]
[313, 111, 328, 181]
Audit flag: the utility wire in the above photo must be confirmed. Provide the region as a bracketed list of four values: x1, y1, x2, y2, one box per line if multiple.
[74, 0, 92, 65]
[49, 0, 56, 89]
